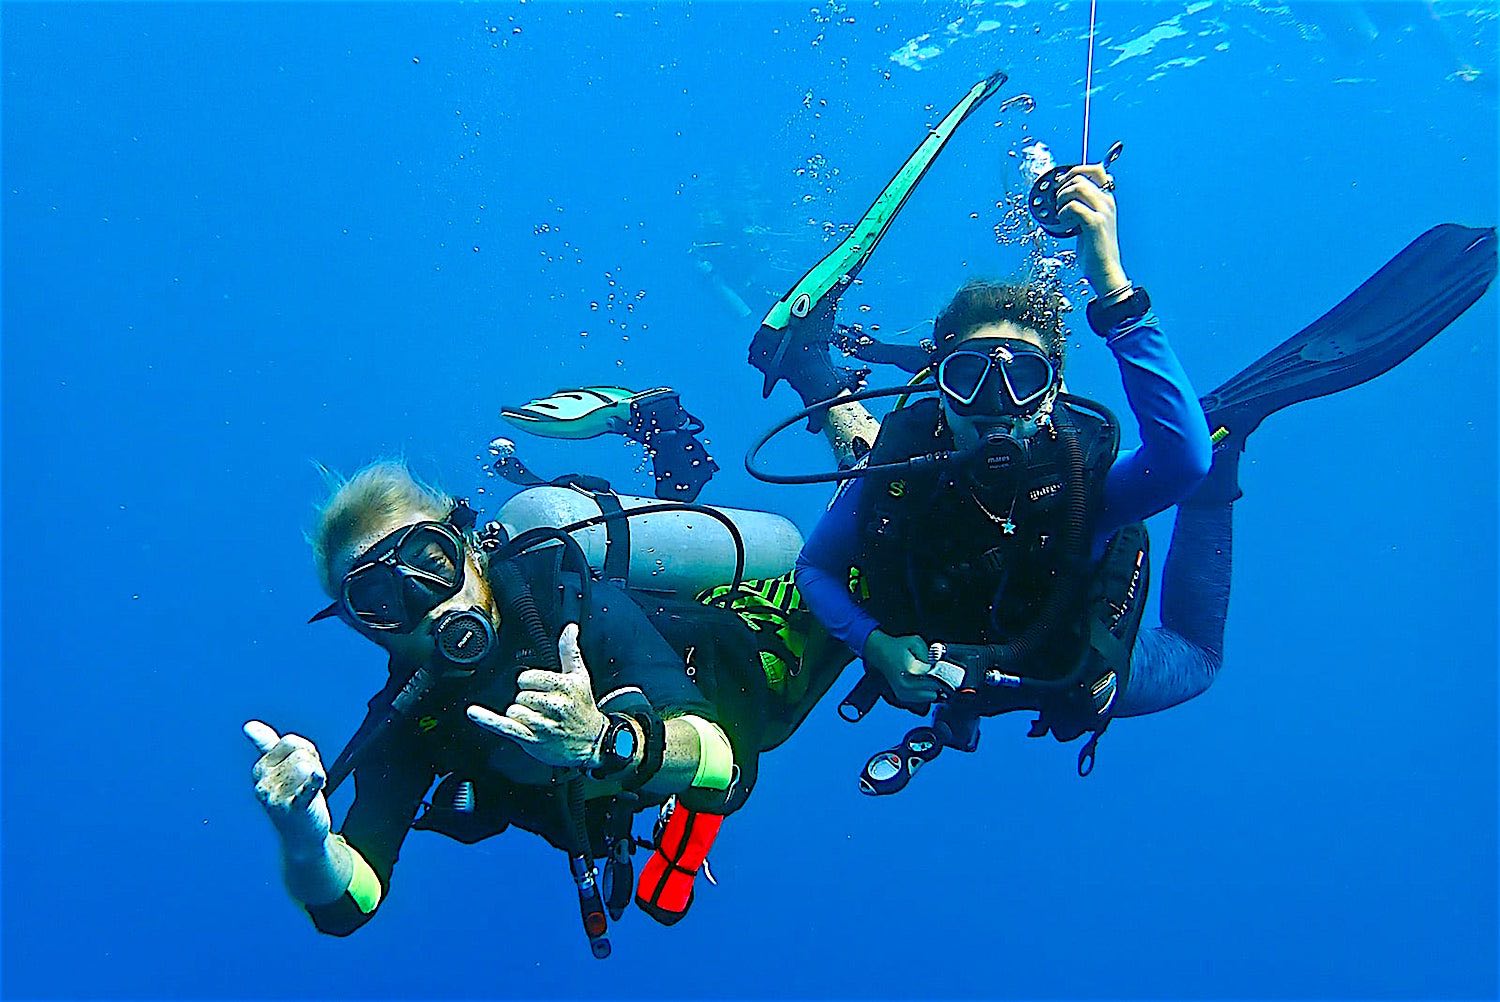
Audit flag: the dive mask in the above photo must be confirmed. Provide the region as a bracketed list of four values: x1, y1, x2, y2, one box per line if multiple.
[312, 520, 468, 632]
[310, 519, 497, 666]
[936, 338, 1057, 417]
[310, 500, 481, 633]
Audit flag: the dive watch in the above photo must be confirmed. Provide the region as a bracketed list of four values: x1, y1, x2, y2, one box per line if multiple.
[1086, 284, 1151, 338]
[590, 713, 640, 780]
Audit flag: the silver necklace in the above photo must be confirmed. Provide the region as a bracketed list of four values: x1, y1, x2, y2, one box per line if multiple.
[970, 490, 1017, 535]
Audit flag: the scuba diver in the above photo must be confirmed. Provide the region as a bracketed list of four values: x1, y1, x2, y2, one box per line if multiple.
[743, 72, 1498, 790]
[245, 460, 811, 957]
[773, 159, 1212, 783]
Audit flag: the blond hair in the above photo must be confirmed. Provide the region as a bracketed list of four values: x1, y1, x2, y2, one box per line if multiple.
[310, 460, 453, 596]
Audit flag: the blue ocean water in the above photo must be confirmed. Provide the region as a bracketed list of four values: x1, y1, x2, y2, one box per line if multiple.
[3, 2, 1496, 999]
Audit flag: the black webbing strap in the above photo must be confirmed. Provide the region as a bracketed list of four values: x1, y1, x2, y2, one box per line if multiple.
[589, 490, 630, 587]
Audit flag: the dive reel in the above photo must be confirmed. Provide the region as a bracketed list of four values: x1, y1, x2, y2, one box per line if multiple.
[1027, 140, 1124, 238]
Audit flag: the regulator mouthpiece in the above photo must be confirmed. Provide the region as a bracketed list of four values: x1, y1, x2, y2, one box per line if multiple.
[434, 608, 495, 665]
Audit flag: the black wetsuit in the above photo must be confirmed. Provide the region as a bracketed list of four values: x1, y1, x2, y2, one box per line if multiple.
[307, 548, 714, 937]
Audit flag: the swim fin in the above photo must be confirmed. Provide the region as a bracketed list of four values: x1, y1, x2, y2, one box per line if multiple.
[1202, 223, 1497, 454]
[624, 388, 720, 502]
[500, 386, 720, 502]
[750, 69, 1008, 400]
[500, 386, 640, 440]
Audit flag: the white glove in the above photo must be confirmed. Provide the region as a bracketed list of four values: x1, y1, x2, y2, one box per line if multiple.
[245, 720, 331, 853]
[467, 623, 608, 769]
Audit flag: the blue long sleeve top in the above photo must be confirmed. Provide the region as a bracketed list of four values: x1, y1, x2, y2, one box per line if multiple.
[795, 312, 1212, 655]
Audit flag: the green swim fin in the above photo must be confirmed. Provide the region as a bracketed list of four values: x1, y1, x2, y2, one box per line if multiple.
[1203, 223, 1497, 453]
[750, 69, 1009, 399]
[500, 386, 640, 440]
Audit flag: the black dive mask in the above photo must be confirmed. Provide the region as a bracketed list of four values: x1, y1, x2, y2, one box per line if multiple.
[315, 520, 467, 632]
[310, 500, 486, 637]
[937, 338, 1058, 419]
[310, 518, 498, 667]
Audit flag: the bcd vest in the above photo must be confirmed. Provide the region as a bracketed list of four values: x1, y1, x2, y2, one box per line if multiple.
[850, 396, 1150, 745]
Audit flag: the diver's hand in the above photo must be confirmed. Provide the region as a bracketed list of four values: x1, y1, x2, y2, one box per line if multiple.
[466, 623, 609, 769]
[246, 721, 331, 854]
[1055, 164, 1128, 295]
[863, 630, 946, 708]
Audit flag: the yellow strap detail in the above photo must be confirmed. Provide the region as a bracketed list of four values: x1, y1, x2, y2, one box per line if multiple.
[683, 715, 735, 790]
[334, 835, 382, 915]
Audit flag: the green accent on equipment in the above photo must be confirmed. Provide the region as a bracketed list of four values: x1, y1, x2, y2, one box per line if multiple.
[697, 572, 811, 701]
[336, 836, 383, 915]
[754, 69, 1008, 397]
[684, 715, 736, 791]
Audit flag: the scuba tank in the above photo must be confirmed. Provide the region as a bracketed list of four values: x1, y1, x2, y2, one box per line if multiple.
[498, 485, 803, 597]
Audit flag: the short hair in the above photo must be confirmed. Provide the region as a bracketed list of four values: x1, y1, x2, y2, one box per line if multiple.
[931, 278, 1070, 372]
[310, 460, 453, 597]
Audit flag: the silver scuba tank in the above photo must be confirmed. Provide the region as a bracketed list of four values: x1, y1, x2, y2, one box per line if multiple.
[497, 485, 803, 596]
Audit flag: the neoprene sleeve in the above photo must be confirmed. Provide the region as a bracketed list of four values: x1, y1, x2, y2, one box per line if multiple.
[795, 315, 1210, 653]
[1097, 312, 1213, 529]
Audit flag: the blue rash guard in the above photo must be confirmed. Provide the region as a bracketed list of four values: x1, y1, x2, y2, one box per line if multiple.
[795, 312, 1212, 656]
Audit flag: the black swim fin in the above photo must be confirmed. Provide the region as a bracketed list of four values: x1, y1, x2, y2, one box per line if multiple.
[1202, 223, 1497, 453]
[624, 389, 720, 502]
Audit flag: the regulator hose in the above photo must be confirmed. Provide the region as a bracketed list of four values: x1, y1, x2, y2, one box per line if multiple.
[489, 533, 611, 959]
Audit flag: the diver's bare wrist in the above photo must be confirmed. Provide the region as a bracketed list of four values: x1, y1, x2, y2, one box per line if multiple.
[583, 714, 610, 770]
[1090, 267, 1130, 298]
[283, 829, 338, 863]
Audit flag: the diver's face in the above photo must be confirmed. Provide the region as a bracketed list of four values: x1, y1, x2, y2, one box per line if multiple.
[332, 512, 496, 663]
[940, 322, 1053, 450]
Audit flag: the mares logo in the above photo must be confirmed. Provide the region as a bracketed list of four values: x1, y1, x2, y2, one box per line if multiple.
[1028, 480, 1063, 502]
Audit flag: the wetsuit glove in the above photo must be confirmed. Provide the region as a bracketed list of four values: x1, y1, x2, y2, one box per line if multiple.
[635, 803, 724, 926]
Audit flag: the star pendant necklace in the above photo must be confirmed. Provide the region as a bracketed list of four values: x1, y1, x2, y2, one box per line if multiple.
[970, 489, 1018, 535]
